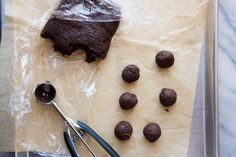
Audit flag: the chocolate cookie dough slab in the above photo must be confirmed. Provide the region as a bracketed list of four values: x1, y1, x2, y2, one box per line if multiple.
[8, 0, 208, 156]
[41, 0, 121, 62]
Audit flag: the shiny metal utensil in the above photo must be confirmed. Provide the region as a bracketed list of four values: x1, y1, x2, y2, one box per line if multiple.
[34, 81, 120, 157]
[34, 81, 95, 157]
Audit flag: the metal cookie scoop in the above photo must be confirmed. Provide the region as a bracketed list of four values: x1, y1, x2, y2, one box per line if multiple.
[34, 81, 120, 157]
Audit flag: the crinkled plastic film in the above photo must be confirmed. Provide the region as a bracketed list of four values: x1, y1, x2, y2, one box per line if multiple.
[6, 0, 209, 156]
[54, 0, 121, 22]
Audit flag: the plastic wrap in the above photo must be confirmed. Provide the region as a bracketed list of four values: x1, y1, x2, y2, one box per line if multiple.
[54, 0, 121, 22]
[6, 0, 209, 156]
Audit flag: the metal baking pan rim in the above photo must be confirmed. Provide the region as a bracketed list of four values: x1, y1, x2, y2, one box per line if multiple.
[203, 0, 219, 156]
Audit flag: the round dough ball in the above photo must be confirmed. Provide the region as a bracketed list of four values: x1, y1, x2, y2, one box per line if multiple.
[114, 121, 133, 141]
[155, 51, 175, 68]
[122, 64, 140, 83]
[143, 123, 161, 142]
[119, 92, 138, 110]
[159, 88, 177, 107]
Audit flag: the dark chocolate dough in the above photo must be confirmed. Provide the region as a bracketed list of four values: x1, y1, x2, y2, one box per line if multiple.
[143, 123, 161, 143]
[35, 82, 56, 104]
[122, 64, 140, 83]
[114, 121, 133, 141]
[119, 92, 138, 110]
[159, 88, 177, 107]
[155, 51, 175, 68]
[41, 0, 121, 62]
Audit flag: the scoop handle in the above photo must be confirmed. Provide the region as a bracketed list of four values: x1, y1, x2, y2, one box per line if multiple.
[77, 121, 120, 157]
[64, 131, 79, 157]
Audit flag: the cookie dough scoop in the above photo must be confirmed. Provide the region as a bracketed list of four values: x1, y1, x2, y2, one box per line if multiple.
[34, 81, 120, 157]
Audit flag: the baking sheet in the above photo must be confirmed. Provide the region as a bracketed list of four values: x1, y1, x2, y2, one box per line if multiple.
[2, 0, 209, 156]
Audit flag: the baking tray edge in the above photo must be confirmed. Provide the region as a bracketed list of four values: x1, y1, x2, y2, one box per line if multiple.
[203, 0, 219, 156]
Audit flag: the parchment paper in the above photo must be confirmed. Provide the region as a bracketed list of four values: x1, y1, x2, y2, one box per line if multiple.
[6, 0, 208, 156]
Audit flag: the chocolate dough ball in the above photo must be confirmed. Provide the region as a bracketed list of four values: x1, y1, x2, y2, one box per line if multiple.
[114, 121, 133, 141]
[119, 92, 138, 110]
[155, 51, 175, 68]
[143, 123, 161, 142]
[159, 88, 177, 107]
[122, 64, 140, 83]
